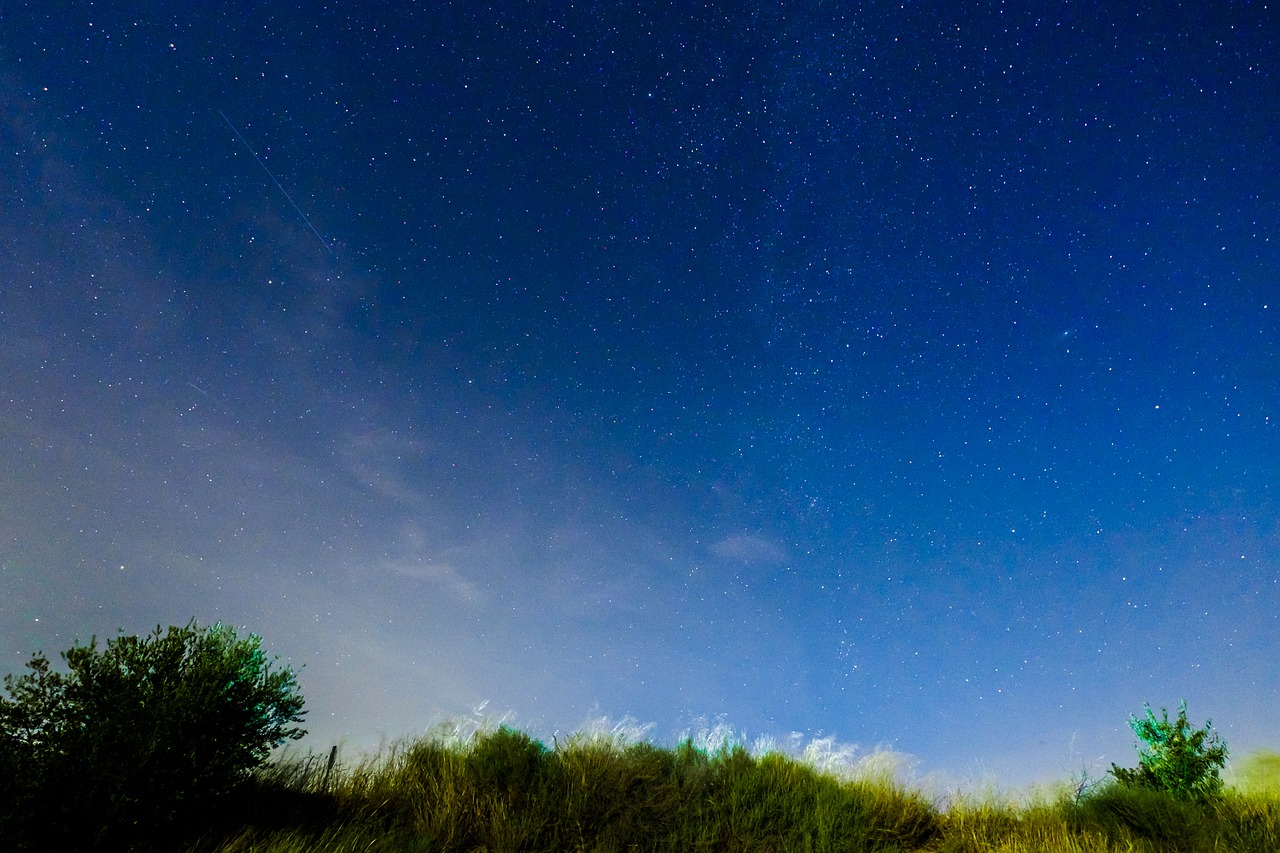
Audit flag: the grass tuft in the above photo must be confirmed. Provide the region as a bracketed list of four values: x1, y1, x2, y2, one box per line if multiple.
[135, 723, 1280, 852]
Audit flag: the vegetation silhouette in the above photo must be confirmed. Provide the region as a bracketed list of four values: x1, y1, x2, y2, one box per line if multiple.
[0, 621, 305, 850]
[4, 625, 1279, 852]
[205, 722, 1279, 853]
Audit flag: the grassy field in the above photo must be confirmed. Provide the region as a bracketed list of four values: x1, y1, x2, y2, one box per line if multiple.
[180, 724, 1280, 853]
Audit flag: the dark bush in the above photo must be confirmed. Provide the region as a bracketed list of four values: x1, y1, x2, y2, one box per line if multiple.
[0, 621, 305, 850]
[466, 725, 549, 801]
[1071, 782, 1212, 851]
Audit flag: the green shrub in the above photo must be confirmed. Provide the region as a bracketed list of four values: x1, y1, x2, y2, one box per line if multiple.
[465, 725, 549, 802]
[0, 621, 305, 850]
[1070, 781, 1211, 850]
[1110, 700, 1227, 801]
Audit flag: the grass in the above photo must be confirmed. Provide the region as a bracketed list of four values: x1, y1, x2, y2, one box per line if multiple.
[168, 723, 1280, 853]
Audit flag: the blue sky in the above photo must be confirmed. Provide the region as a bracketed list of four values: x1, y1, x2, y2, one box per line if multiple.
[2, 0, 1276, 786]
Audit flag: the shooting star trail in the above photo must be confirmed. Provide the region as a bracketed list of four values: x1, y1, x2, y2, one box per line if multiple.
[186, 381, 230, 410]
[218, 109, 334, 255]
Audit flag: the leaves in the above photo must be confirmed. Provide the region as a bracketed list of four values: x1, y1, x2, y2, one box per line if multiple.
[1110, 700, 1227, 801]
[0, 621, 306, 849]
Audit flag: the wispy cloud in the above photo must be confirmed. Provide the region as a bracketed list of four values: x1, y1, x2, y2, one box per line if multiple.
[337, 428, 430, 506]
[381, 557, 485, 604]
[709, 533, 788, 564]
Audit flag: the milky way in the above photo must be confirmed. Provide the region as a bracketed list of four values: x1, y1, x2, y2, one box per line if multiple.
[1, 1, 1275, 786]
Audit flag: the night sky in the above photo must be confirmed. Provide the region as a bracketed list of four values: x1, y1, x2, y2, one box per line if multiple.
[3, 1, 1277, 787]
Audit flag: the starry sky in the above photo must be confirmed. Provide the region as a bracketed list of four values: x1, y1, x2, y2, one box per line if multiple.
[2, 1, 1277, 786]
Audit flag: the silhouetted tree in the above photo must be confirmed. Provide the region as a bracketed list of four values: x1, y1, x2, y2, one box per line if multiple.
[0, 621, 305, 849]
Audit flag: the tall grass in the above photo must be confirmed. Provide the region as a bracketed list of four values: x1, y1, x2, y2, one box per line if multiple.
[183, 723, 1280, 853]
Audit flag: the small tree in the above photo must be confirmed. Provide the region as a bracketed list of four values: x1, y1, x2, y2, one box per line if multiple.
[1110, 700, 1227, 800]
[0, 621, 306, 848]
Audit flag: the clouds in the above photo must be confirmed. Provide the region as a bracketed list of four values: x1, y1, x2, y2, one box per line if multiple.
[337, 427, 436, 509]
[381, 557, 485, 605]
[709, 533, 788, 565]
[3, 0, 1278, 791]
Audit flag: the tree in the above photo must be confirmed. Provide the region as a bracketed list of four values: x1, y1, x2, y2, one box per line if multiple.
[0, 621, 306, 848]
[1110, 700, 1227, 800]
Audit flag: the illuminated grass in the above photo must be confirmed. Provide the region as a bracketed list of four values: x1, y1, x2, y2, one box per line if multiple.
[176, 724, 1280, 853]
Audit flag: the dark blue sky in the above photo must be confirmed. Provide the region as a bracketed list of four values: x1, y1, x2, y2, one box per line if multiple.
[2, 1, 1276, 785]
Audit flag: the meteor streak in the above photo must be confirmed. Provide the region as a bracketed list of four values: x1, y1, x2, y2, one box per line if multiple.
[218, 109, 334, 255]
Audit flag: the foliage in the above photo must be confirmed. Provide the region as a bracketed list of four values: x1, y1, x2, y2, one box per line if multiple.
[0, 621, 305, 850]
[187, 724, 1280, 853]
[1069, 782, 1211, 851]
[1109, 700, 1227, 801]
[197, 727, 940, 853]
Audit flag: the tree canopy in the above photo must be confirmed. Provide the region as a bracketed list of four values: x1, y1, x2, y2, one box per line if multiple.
[1, 621, 306, 849]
